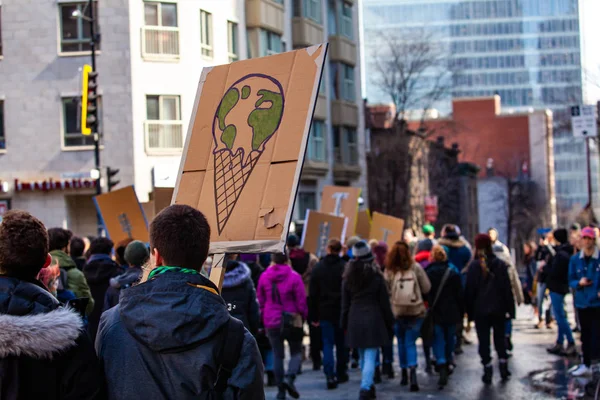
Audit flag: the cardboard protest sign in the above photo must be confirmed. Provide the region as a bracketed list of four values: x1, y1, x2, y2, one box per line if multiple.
[153, 187, 174, 216]
[141, 201, 155, 223]
[355, 209, 372, 239]
[370, 212, 405, 247]
[301, 210, 348, 258]
[94, 186, 149, 244]
[320, 185, 361, 234]
[172, 45, 328, 259]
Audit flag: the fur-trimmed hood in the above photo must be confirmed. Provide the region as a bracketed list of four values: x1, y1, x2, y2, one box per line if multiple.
[0, 307, 83, 359]
[438, 237, 469, 249]
[222, 262, 251, 289]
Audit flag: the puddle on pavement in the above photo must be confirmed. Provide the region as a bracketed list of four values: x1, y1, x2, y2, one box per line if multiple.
[529, 358, 598, 399]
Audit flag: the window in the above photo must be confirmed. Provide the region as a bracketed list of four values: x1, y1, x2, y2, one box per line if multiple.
[341, 64, 355, 101]
[62, 97, 99, 148]
[271, 0, 284, 4]
[327, 0, 337, 35]
[260, 29, 282, 56]
[142, 2, 179, 58]
[0, 101, 4, 150]
[297, 192, 317, 220]
[59, 2, 99, 53]
[340, 1, 353, 38]
[0, 6, 3, 57]
[307, 120, 326, 162]
[345, 127, 358, 165]
[295, 0, 322, 22]
[145, 95, 183, 152]
[200, 10, 213, 58]
[333, 126, 357, 165]
[227, 21, 239, 62]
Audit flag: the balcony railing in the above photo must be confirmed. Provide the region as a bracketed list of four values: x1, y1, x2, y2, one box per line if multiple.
[141, 26, 180, 59]
[145, 121, 184, 154]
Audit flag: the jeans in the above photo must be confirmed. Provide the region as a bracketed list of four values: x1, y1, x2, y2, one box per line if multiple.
[432, 324, 456, 365]
[382, 345, 393, 365]
[537, 283, 553, 320]
[358, 348, 378, 390]
[504, 319, 512, 336]
[578, 307, 600, 366]
[267, 328, 303, 385]
[394, 317, 424, 368]
[263, 349, 274, 372]
[320, 320, 348, 378]
[475, 316, 507, 365]
[550, 291, 575, 345]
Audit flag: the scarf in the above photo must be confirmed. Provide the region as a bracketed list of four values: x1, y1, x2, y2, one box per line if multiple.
[147, 266, 199, 280]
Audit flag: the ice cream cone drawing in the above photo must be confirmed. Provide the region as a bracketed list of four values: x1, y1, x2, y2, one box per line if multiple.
[212, 74, 285, 234]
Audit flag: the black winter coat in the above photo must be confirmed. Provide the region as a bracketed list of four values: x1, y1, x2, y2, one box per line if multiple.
[546, 243, 574, 295]
[341, 265, 394, 348]
[425, 261, 465, 325]
[96, 270, 264, 400]
[465, 254, 515, 321]
[309, 254, 346, 323]
[83, 254, 124, 343]
[0, 275, 105, 400]
[221, 262, 260, 335]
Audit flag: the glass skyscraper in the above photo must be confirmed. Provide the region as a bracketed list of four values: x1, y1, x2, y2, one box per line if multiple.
[361, 0, 600, 221]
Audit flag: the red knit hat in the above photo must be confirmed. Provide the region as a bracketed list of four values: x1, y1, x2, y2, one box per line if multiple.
[474, 234, 492, 251]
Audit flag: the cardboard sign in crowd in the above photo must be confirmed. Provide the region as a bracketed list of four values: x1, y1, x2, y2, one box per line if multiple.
[94, 186, 149, 244]
[301, 210, 348, 258]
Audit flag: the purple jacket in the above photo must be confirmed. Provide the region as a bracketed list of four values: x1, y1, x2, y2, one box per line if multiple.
[257, 264, 308, 330]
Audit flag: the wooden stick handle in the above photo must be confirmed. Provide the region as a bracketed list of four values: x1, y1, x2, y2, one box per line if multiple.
[209, 253, 226, 293]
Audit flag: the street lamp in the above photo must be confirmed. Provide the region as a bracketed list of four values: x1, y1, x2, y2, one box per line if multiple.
[72, 0, 102, 235]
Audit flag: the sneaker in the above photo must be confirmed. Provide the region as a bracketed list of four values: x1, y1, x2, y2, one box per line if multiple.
[562, 343, 578, 357]
[326, 376, 338, 390]
[570, 364, 591, 377]
[546, 344, 563, 355]
[337, 373, 349, 384]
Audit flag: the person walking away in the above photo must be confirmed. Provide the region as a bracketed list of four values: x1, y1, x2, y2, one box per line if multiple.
[309, 238, 349, 390]
[523, 242, 538, 315]
[96, 205, 264, 399]
[258, 252, 308, 399]
[372, 240, 393, 379]
[438, 224, 472, 354]
[104, 240, 148, 311]
[83, 237, 124, 342]
[384, 241, 431, 391]
[545, 228, 577, 357]
[114, 238, 134, 269]
[425, 245, 464, 389]
[342, 241, 394, 400]
[240, 253, 264, 288]
[489, 229, 523, 356]
[48, 227, 94, 316]
[535, 231, 556, 328]
[415, 238, 433, 269]
[465, 234, 515, 384]
[568, 227, 600, 377]
[0, 211, 105, 399]
[287, 234, 321, 370]
[221, 254, 260, 336]
[69, 236, 87, 271]
[420, 224, 437, 246]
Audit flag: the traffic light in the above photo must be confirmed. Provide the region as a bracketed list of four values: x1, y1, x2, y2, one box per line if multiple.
[81, 64, 98, 136]
[106, 167, 120, 192]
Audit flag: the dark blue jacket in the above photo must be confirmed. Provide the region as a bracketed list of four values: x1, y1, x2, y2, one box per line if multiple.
[569, 248, 600, 309]
[221, 262, 260, 335]
[438, 237, 473, 273]
[96, 270, 264, 400]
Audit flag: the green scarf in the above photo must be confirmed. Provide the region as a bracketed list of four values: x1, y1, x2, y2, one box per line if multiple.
[148, 266, 199, 280]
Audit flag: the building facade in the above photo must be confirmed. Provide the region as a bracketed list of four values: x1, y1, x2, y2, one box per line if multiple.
[361, 0, 600, 224]
[0, 0, 366, 235]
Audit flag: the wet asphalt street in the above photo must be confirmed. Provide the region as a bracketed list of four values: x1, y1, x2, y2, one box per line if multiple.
[265, 306, 586, 400]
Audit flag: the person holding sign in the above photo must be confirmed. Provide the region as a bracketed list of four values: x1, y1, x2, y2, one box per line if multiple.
[96, 205, 264, 399]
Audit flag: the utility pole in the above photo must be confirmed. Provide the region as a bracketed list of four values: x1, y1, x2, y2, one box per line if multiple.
[586, 136, 592, 209]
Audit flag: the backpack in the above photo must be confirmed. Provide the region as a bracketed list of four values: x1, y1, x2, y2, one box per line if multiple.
[390, 268, 424, 316]
[192, 317, 246, 399]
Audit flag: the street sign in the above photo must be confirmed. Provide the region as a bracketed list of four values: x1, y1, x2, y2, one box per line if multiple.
[571, 105, 598, 138]
[424, 195, 438, 223]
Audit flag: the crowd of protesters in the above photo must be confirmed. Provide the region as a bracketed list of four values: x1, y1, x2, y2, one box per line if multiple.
[1, 206, 599, 399]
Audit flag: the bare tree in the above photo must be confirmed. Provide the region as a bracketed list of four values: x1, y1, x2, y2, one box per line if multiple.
[367, 30, 457, 226]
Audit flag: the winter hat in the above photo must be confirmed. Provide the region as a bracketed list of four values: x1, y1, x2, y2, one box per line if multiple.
[124, 240, 150, 267]
[346, 236, 361, 248]
[422, 224, 435, 235]
[416, 239, 433, 253]
[287, 234, 300, 248]
[373, 241, 388, 267]
[443, 224, 459, 240]
[553, 228, 568, 245]
[582, 227, 597, 239]
[474, 234, 492, 251]
[352, 240, 375, 262]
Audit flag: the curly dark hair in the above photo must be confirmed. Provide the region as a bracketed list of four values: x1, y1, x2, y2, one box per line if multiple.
[48, 228, 72, 252]
[385, 241, 413, 274]
[115, 238, 134, 265]
[150, 205, 211, 271]
[89, 237, 114, 255]
[343, 258, 377, 294]
[0, 210, 49, 278]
